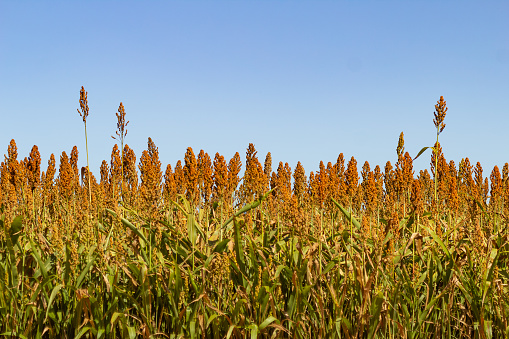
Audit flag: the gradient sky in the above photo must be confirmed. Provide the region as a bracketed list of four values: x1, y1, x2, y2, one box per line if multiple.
[1, 1, 508, 179]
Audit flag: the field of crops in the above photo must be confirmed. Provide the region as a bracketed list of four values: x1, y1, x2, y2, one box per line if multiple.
[1, 91, 508, 338]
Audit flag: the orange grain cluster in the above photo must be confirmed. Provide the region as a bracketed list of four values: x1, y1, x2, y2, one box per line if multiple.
[1, 95, 507, 273]
[3, 137, 507, 246]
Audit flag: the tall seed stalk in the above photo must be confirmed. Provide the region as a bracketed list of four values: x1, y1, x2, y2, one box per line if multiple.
[414, 96, 448, 231]
[433, 96, 447, 208]
[112, 102, 129, 214]
[77, 86, 92, 211]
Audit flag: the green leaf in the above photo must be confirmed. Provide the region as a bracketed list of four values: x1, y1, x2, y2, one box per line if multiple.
[341, 317, 353, 335]
[413, 146, 431, 161]
[187, 211, 197, 245]
[421, 225, 451, 260]
[275, 264, 289, 279]
[106, 208, 148, 245]
[259, 316, 278, 330]
[233, 218, 246, 274]
[322, 259, 338, 275]
[482, 248, 499, 303]
[367, 291, 384, 339]
[29, 240, 49, 280]
[110, 312, 123, 330]
[221, 189, 273, 230]
[226, 325, 236, 339]
[0, 333, 28, 339]
[3, 217, 20, 289]
[331, 198, 361, 230]
[45, 284, 63, 321]
[212, 238, 230, 253]
[206, 314, 220, 328]
[127, 327, 137, 339]
[417, 288, 447, 328]
[76, 253, 97, 289]
[75, 326, 94, 339]
[248, 324, 258, 339]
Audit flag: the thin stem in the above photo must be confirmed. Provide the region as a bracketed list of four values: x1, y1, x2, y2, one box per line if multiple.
[434, 128, 440, 236]
[84, 121, 92, 208]
[434, 130, 439, 208]
[120, 139, 124, 217]
[319, 207, 323, 274]
[84, 121, 96, 242]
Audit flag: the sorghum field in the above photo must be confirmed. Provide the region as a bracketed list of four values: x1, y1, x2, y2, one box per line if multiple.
[1, 90, 508, 338]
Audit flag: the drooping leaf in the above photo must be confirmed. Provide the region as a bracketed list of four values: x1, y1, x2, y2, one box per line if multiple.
[413, 146, 431, 161]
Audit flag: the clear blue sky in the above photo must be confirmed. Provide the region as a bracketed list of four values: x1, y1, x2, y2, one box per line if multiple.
[1, 1, 508, 178]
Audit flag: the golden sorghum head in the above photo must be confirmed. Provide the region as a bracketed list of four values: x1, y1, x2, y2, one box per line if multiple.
[174, 160, 185, 195]
[396, 132, 405, 159]
[327, 161, 338, 201]
[58, 151, 73, 198]
[264, 152, 272, 185]
[293, 161, 306, 204]
[139, 138, 162, 216]
[276, 162, 292, 203]
[122, 144, 137, 185]
[335, 153, 345, 179]
[112, 102, 129, 141]
[333, 154, 347, 204]
[45, 154, 56, 188]
[100, 160, 110, 187]
[307, 170, 315, 204]
[77, 86, 89, 122]
[474, 162, 485, 202]
[197, 150, 213, 204]
[374, 165, 383, 199]
[458, 158, 473, 201]
[70, 146, 80, 188]
[361, 161, 370, 183]
[270, 171, 277, 192]
[384, 160, 394, 196]
[110, 144, 122, 181]
[430, 141, 443, 179]
[6, 139, 20, 189]
[433, 96, 447, 135]
[99, 160, 110, 204]
[184, 147, 198, 202]
[0, 162, 8, 201]
[502, 163, 509, 205]
[163, 164, 176, 201]
[243, 143, 264, 201]
[345, 156, 358, 199]
[227, 152, 242, 197]
[448, 172, 459, 213]
[213, 152, 228, 200]
[312, 161, 329, 208]
[502, 163, 508, 182]
[27, 145, 41, 192]
[399, 152, 414, 193]
[418, 169, 433, 204]
[361, 161, 377, 214]
[448, 160, 458, 179]
[490, 165, 502, 202]
[7, 139, 18, 164]
[410, 179, 423, 215]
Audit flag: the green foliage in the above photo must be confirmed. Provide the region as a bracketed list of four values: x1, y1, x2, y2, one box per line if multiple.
[0, 193, 509, 338]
